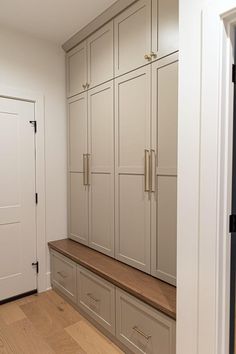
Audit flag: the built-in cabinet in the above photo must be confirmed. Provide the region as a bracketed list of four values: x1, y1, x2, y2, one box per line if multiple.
[67, 0, 178, 286]
[50, 249, 176, 354]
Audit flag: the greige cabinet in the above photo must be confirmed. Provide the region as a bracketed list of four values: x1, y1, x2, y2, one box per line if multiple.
[68, 93, 89, 245]
[68, 81, 115, 257]
[152, 0, 179, 59]
[114, 0, 152, 77]
[67, 22, 113, 98]
[67, 41, 87, 98]
[115, 66, 151, 273]
[66, 0, 178, 286]
[116, 289, 176, 354]
[88, 81, 114, 257]
[151, 53, 178, 285]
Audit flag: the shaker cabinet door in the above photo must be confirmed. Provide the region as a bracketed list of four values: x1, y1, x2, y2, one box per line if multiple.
[115, 67, 151, 273]
[68, 93, 89, 245]
[152, 0, 179, 60]
[151, 54, 178, 285]
[114, 0, 151, 77]
[87, 21, 114, 89]
[67, 41, 87, 98]
[88, 81, 114, 256]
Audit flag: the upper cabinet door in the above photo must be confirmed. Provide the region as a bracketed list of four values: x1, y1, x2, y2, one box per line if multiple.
[152, 0, 179, 60]
[115, 66, 151, 273]
[67, 41, 87, 98]
[87, 21, 114, 89]
[88, 81, 114, 257]
[114, 0, 151, 77]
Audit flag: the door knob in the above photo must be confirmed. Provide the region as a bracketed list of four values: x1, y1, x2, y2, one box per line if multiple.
[144, 54, 152, 61]
[150, 51, 157, 59]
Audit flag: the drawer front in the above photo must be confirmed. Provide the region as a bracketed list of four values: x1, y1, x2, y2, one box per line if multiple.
[77, 265, 115, 334]
[116, 289, 176, 354]
[50, 250, 76, 303]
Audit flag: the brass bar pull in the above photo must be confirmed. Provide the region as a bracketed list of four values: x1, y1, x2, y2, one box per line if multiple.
[132, 326, 151, 340]
[87, 154, 90, 186]
[150, 149, 156, 192]
[83, 154, 87, 185]
[57, 271, 67, 279]
[144, 149, 150, 192]
[87, 293, 99, 302]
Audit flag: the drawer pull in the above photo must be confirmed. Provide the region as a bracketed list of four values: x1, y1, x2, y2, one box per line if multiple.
[87, 293, 99, 303]
[133, 326, 151, 340]
[57, 271, 67, 279]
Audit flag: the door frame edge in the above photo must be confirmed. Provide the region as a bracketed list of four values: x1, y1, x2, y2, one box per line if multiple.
[0, 86, 47, 293]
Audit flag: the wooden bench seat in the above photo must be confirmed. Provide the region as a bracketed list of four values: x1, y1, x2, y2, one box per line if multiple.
[48, 239, 176, 320]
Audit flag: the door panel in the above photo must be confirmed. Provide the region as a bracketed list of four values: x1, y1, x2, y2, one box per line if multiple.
[115, 67, 151, 272]
[87, 21, 114, 89]
[67, 41, 87, 98]
[68, 93, 89, 245]
[152, 0, 179, 59]
[88, 82, 114, 256]
[68, 93, 87, 172]
[0, 98, 36, 301]
[151, 54, 178, 285]
[69, 173, 89, 245]
[114, 0, 151, 77]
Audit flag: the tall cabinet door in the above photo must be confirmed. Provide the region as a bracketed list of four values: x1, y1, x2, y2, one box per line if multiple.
[114, 0, 151, 77]
[88, 81, 114, 256]
[87, 21, 114, 89]
[151, 54, 178, 285]
[115, 67, 151, 273]
[68, 93, 89, 245]
[67, 41, 87, 98]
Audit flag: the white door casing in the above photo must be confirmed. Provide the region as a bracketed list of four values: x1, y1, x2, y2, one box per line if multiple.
[0, 97, 37, 301]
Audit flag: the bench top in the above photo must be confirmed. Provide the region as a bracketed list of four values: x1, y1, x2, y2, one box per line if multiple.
[48, 239, 176, 320]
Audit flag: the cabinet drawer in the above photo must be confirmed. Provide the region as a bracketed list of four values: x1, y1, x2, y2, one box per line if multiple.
[77, 265, 115, 334]
[116, 289, 176, 354]
[50, 250, 76, 303]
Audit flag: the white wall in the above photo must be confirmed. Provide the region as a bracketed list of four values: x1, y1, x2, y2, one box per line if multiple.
[0, 26, 67, 287]
[178, 1, 236, 354]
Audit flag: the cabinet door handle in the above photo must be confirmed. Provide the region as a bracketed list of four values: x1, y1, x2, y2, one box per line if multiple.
[86, 83, 90, 89]
[144, 149, 150, 192]
[83, 154, 88, 185]
[87, 293, 99, 303]
[150, 149, 156, 192]
[150, 51, 157, 59]
[82, 84, 86, 90]
[144, 54, 152, 61]
[132, 326, 151, 340]
[86, 154, 90, 186]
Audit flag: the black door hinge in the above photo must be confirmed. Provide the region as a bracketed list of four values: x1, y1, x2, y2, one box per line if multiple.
[29, 120, 37, 133]
[233, 64, 236, 84]
[32, 261, 39, 274]
[35, 193, 38, 204]
[230, 214, 236, 233]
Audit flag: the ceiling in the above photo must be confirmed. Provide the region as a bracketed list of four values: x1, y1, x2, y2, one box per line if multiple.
[0, 0, 117, 44]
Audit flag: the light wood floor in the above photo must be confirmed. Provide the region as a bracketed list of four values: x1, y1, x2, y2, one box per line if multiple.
[0, 290, 124, 354]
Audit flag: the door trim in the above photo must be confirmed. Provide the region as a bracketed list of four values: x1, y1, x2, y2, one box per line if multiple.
[0, 86, 46, 293]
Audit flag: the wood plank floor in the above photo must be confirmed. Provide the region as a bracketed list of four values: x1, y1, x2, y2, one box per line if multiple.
[0, 290, 124, 354]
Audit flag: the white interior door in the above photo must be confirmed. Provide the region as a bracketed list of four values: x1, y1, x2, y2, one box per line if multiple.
[88, 81, 114, 257]
[68, 93, 89, 245]
[0, 97, 37, 301]
[115, 67, 151, 273]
